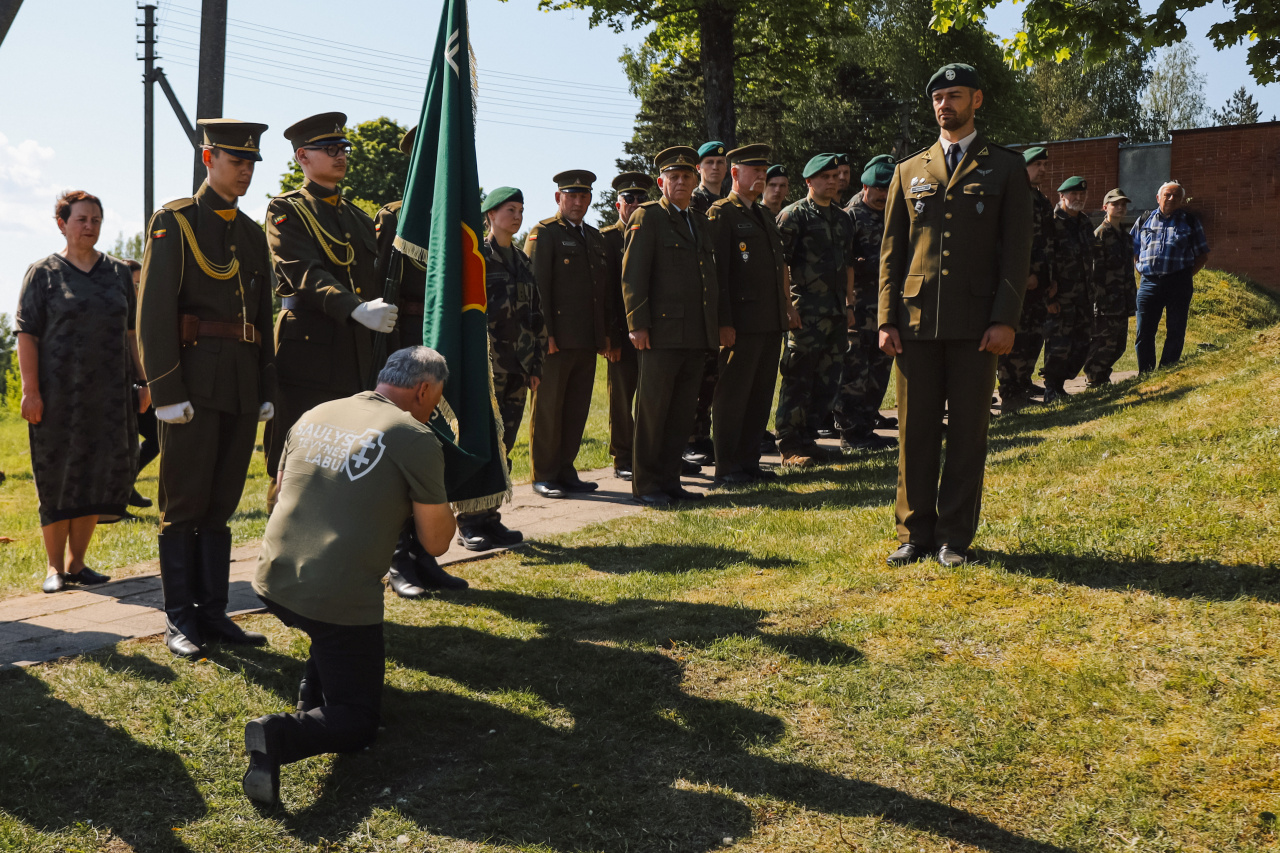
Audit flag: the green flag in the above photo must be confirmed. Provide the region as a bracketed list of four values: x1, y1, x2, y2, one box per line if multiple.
[395, 0, 509, 513]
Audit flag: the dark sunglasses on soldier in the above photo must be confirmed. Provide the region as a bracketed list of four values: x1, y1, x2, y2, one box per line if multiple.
[306, 143, 352, 158]
[619, 192, 646, 204]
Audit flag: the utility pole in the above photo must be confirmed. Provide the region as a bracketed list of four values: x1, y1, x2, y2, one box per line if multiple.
[137, 4, 157, 222]
[0, 0, 25, 50]
[192, 0, 227, 190]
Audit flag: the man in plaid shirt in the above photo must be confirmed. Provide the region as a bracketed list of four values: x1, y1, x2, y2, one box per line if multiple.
[1130, 180, 1209, 373]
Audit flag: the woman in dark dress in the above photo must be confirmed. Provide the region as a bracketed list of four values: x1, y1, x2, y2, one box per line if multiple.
[16, 191, 149, 593]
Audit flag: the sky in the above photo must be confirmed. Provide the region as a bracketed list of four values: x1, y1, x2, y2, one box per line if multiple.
[1, 0, 1277, 313]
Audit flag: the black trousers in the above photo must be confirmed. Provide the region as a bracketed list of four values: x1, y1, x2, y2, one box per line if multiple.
[137, 407, 159, 474]
[259, 596, 384, 765]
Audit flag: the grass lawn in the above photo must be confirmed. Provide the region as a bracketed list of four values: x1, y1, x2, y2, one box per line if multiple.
[1, 271, 1279, 853]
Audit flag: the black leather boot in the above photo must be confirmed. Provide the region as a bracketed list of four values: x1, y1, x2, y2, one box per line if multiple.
[388, 526, 430, 598]
[158, 530, 204, 658]
[196, 528, 267, 646]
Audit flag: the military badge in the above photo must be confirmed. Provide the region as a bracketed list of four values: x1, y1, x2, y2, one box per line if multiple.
[914, 200, 925, 213]
[151, 228, 167, 239]
[273, 213, 288, 225]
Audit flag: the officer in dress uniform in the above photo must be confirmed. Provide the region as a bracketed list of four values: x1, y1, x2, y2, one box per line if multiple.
[264, 113, 396, 509]
[370, 125, 468, 595]
[600, 171, 654, 481]
[454, 187, 546, 549]
[706, 144, 797, 484]
[878, 63, 1033, 568]
[622, 146, 719, 507]
[686, 140, 730, 467]
[525, 170, 612, 498]
[138, 119, 275, 657]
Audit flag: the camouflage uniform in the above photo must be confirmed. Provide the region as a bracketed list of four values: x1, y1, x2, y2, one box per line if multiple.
[998, 186, 1055, 403]
[774, 197, 852, 454]
[1083, 220, 1136, 387]
[1041, 206, 1094, 387]
[834, 193, 892, 439]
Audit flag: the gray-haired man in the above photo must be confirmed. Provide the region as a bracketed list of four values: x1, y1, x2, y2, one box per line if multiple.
[244, 346, 456, 805]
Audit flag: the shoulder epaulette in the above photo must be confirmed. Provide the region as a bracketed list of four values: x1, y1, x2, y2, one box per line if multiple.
[538, 216, 559, 227]
[273, 189, 304, 201]
[382, 200, 404, 215]
[161, 198, 196, 212]
[639, 200, 662, 209]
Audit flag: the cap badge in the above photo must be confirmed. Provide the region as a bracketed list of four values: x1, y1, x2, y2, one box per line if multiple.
[246, 135, 255, 147]
[717, 146, 724, 154]
[945, 69, 955, 80]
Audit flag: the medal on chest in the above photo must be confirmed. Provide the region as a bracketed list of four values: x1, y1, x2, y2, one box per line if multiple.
[739, 241, 749, 262]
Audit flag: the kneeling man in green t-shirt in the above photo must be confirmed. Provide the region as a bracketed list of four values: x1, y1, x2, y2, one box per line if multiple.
[244, 346, 457, 805]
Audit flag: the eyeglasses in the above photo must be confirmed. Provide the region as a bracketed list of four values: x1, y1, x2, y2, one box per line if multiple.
[305, 143, 352, 159]
[619, 192, 646, 204]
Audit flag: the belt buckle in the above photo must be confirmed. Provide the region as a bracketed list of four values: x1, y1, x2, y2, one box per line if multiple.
[242, 322, 255, 344]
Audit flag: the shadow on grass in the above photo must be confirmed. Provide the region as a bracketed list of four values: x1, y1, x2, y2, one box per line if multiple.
[249, 592, 1072, 852]
[990, 380, 1195, 442]
[0, 668, 204, 852]
[986, 550, 1280, 603]
[518, 541, 798, 575]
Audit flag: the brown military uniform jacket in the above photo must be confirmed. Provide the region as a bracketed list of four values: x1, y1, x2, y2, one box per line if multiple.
[138, 182, 275, 414]
[372, 200, 428, 349]
[879, 135, 1033, 339]
[526, 212, 611, 351]
[621, 198, 718, 349]
[266, 180, 380, 394]
[706, 191, 789, 334]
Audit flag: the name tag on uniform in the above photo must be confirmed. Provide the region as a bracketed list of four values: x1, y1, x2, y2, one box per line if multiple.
[561, 240, 577, 247]
[910, 183, 935, 195]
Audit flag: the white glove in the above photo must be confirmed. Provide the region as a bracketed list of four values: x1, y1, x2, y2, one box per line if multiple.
[351, 298, 399, 333]
[156, 401, 195, 424]
[258, 402, 275, 422]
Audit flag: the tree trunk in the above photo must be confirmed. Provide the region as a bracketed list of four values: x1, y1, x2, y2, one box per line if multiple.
[699, 0, 736, 147]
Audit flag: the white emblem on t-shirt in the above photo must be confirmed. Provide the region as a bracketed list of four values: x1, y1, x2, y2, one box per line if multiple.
[344, 428, 387, 481]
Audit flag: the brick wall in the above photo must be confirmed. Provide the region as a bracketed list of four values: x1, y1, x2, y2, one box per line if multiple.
[1010, 136, 1121, 206]
[1172, 122, 1280, 290]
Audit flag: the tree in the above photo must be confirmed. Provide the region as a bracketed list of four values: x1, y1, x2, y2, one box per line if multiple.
[108, 231, 145, 263]
[1025, 42, 1154, 141]
[1141, 44, 1207, 136]
[279, 116, 411, 209]
[1212, 86, 1262, 125]
[933, 0, 1280, 86]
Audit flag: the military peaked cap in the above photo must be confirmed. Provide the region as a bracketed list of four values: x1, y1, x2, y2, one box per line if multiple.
[802, 153, 839, 179]
[612, 171, 655, 192]
[481, 186, 523, 214]
[198, 118, 267, 161]
[554, 169, 596, 192]
[1058, 176, 1087, 193]
[655, 146, 699, 173]
[727, 143, 771, 165]
[861, 160, 895, 189]
[1103, 188, 1131, 205]
[284, 112, 349, 150]
[398, 126, 417, 156]
[926, 63, 982, 95]
[1023, 146, 1048, 165]
[766, 164, 788, 180]
[697, 141, 727, 160]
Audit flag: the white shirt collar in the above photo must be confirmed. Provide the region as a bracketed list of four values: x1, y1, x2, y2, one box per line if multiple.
[939, 128, 978, 157]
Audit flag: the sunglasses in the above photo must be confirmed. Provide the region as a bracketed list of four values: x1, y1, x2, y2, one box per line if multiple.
[619, 192, 646, 204]
[306, 143, 352, 158]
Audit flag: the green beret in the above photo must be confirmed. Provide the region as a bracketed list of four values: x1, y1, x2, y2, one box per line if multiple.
[864, 154, 895, 170]
[835, 153, 851, 166]
[655, 146, 699, 173]
[1103, 188, 1131, 205]
[284, 112, 349, 151]
[926, 63, 982, 95]
[860, 161, 894, 189]
[802, 153, 839, 179]
[697, 141, 727, 161]
[1057, 176, 1087, 193]
[198, 118, 267, 162]
[1023, 146, 1047, 165]
[727, 143, 771, 165]
[481, 187, 523, 214]
[398, 126, 417, 156]
[766, 164, 788, 180]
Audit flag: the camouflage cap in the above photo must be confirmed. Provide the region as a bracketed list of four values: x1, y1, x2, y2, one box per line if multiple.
[554, 169, 596, 193]
[655, 146, 699, 173]
[1023, 146, 1048, 165]
[198, 118, 267, 161]
[481, 186, 523, 214]
[284, 112, 349, 151]
[697, 141, 727, 161]
[727, 143, 771, 165]
[860, 161, 895, 189]
[802, 153, 839, 179]
[926, 63, 982, 95]
[1102, 188, 1131, 205]
[612, 171, 655, 192]
[766, 164, 788, 180]
[1058, 176, 1087, 193]
[398, 126, 417, 156]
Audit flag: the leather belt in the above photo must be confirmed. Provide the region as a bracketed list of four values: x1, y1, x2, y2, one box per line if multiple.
[180, 314, 261, 346]
[280, 295, 300, 310]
